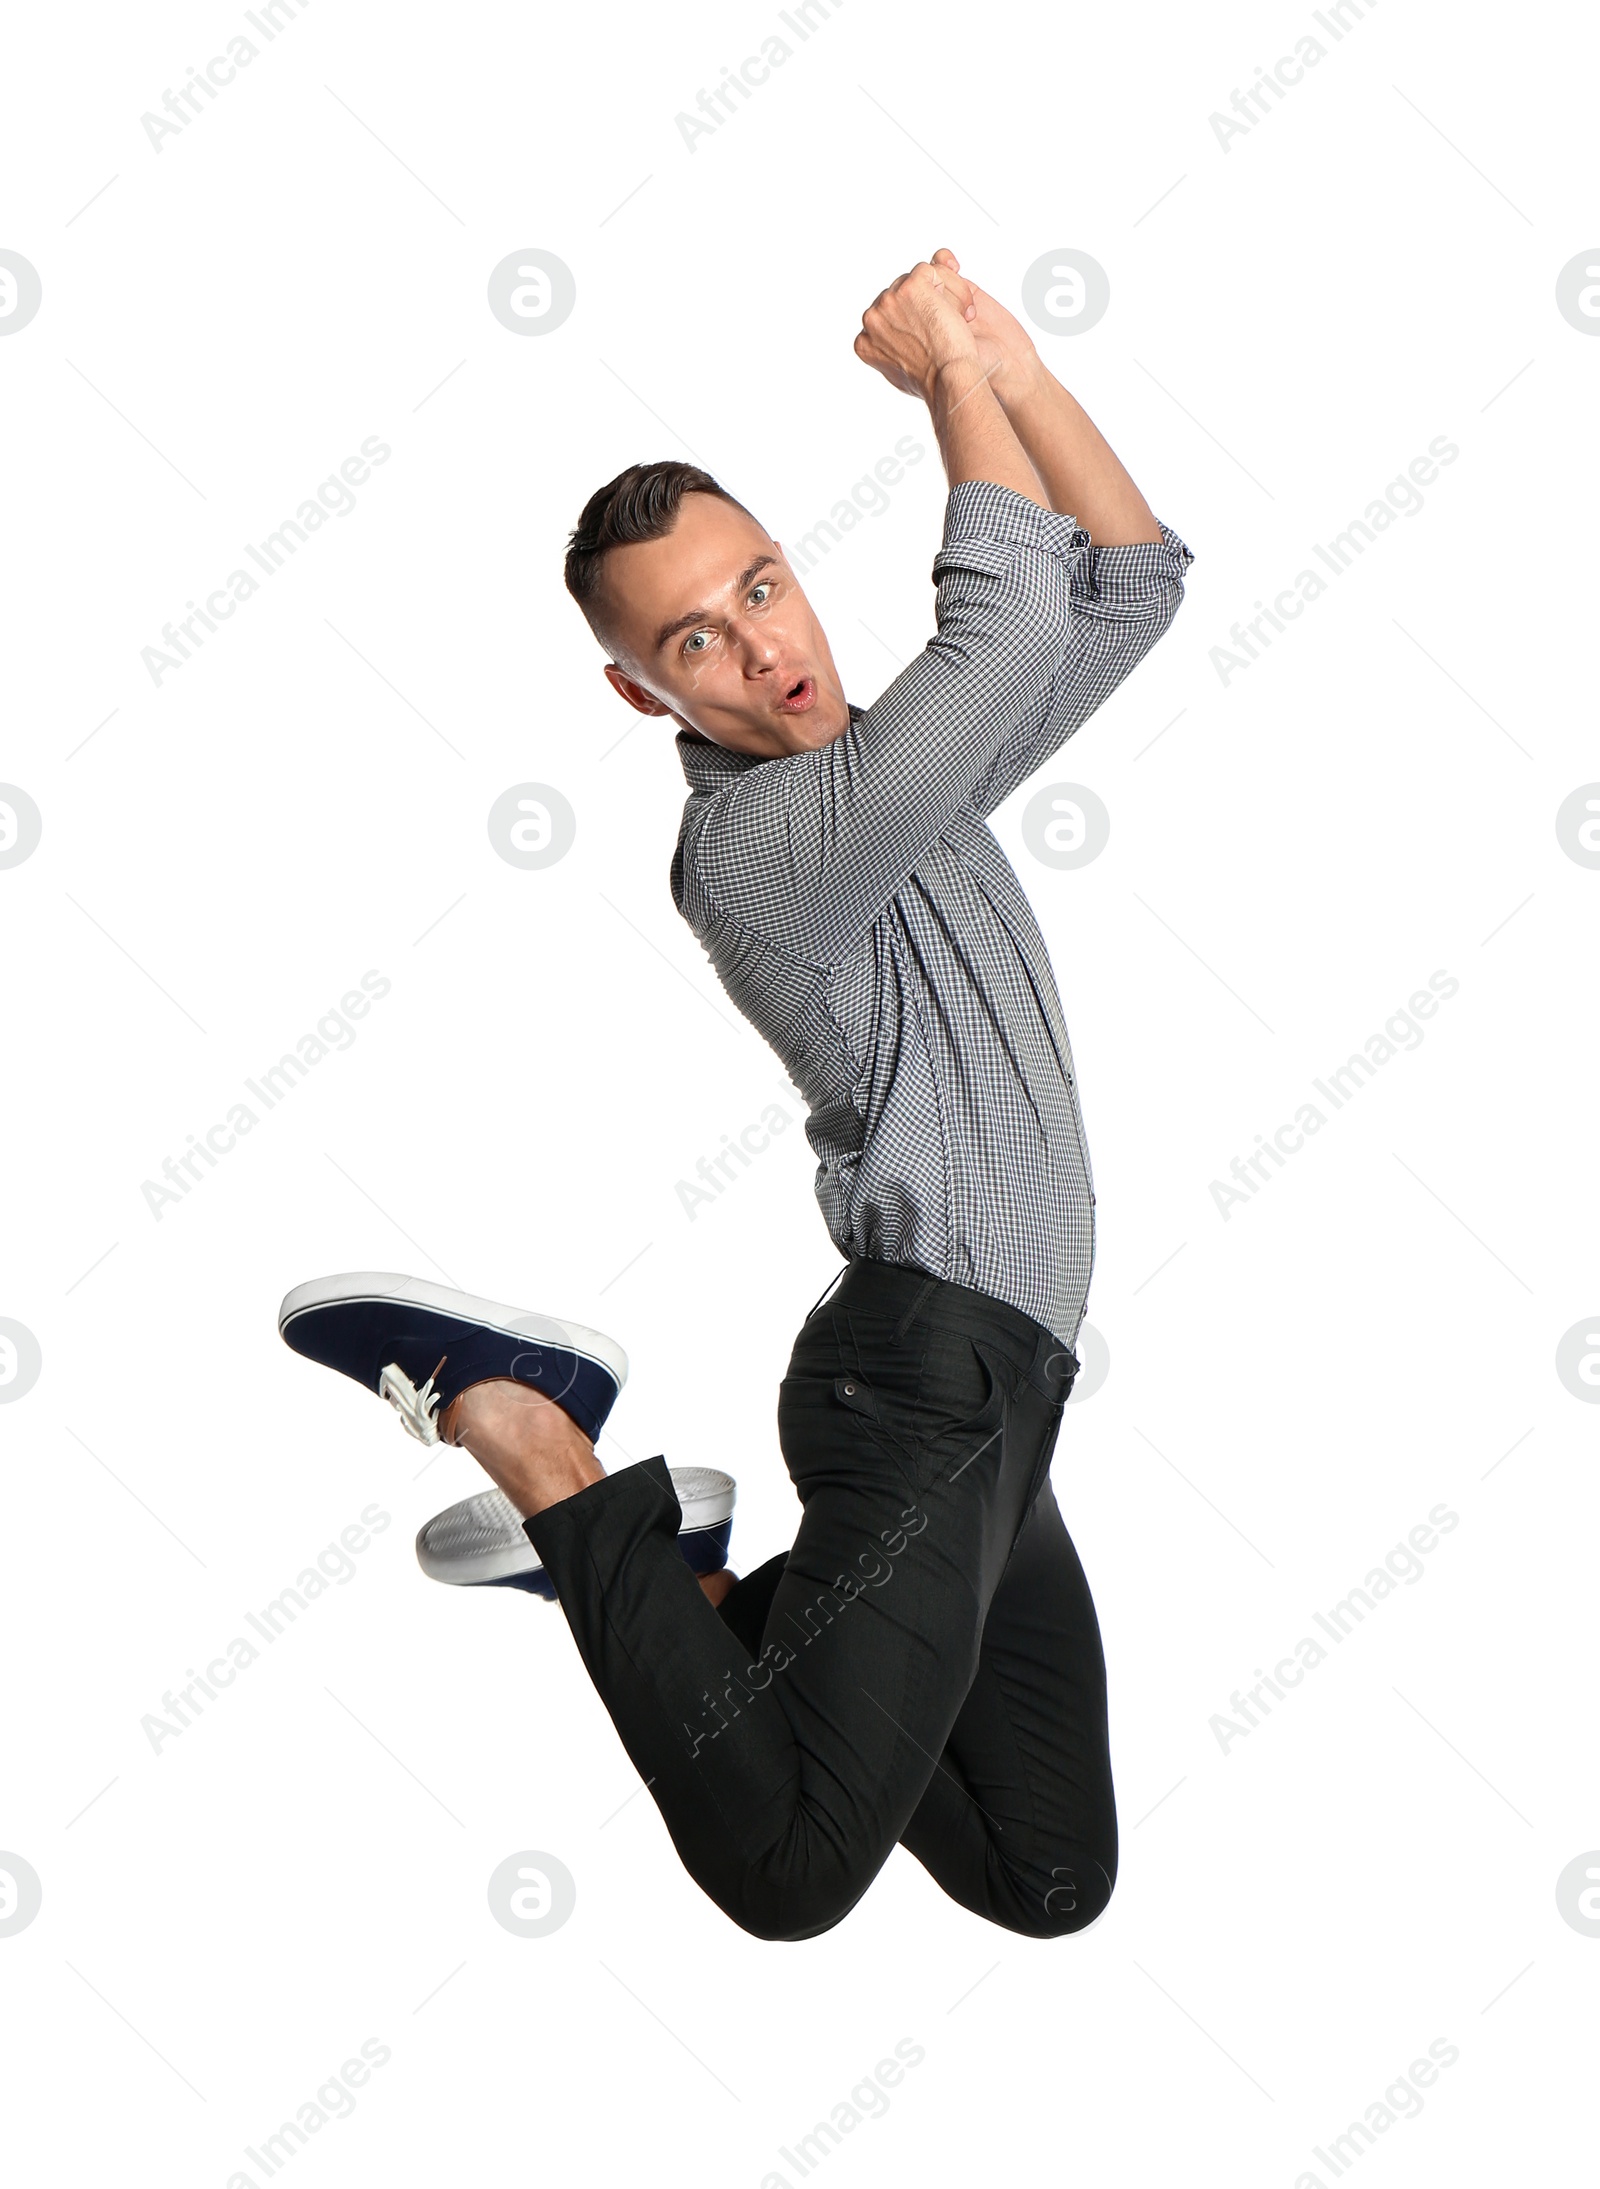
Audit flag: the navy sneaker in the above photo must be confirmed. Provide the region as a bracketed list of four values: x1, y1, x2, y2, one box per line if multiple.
[415, 1466, 737, 1597]
[277, 1273, 628, 1447]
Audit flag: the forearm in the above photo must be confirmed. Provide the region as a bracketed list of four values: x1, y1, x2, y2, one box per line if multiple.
[925, 359, 1051, 510]
[699, 480, 1083, 961]
[1001, 362, 1162, 544]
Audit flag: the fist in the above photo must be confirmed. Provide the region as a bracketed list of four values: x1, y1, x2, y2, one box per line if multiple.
[853, 253, 980, 399]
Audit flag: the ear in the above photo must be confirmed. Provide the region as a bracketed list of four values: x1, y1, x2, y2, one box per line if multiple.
[603, 662, 672, 717]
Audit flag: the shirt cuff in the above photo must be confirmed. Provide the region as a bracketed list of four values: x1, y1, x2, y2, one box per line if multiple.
[1072, 519, 1195, 604]
[932, 479, 1092, 581]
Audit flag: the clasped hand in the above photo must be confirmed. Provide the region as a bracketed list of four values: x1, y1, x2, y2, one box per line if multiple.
[853, 248, 1041, 407]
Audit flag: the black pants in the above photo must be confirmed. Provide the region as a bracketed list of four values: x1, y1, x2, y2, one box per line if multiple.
[526, 1257, 1117, 1942]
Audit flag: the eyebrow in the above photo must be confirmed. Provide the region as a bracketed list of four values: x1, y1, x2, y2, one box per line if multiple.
[652, 555, 780, 655]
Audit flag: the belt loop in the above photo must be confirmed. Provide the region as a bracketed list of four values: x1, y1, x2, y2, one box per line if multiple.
[892, 1276, 939, 1343]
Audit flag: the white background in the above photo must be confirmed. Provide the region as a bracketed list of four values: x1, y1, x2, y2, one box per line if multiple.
[2, 0, 1596, 2181]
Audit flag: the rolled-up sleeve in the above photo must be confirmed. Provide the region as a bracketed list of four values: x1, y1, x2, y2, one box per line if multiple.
[969, 519, 1194, 818]
[692, 480, 1096, 963]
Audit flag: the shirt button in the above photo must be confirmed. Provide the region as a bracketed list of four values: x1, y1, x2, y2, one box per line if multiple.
[843, 1382, 856, 1395]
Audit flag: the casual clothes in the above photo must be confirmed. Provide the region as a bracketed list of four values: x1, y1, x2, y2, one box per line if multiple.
[531, 482, 1192, 1935]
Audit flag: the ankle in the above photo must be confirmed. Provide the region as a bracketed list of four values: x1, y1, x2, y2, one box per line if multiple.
[438, 1377, 592, 1457]
[511, 1445, 606, 1522]
[437, 1378, 603, 1521]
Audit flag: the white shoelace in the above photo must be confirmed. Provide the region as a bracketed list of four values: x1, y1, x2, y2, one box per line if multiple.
[378, 1360, 443, 1445]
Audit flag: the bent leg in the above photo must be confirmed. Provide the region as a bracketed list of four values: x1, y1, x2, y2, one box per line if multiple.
[899, 1469, 1117, 1936]
[526, 1298, 1054, 1941]
[714, 1471, 1117, 1938]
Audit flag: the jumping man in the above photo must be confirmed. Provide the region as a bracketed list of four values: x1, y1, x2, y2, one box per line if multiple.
[279, 248, 1194, 1941]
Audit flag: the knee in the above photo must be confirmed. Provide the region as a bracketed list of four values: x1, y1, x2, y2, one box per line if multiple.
[721, 1876, 865, 1945]
[739, 1913, 843, 1944]
[1031, 1853, 1116, 1938]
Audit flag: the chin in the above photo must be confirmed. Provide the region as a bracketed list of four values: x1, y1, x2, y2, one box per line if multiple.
[794, 723, 841, 753]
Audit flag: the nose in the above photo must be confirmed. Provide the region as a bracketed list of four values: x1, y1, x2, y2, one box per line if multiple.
[727, 618, 783, 667]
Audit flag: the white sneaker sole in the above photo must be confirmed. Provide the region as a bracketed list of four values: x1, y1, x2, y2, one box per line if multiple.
[416, 1465, 736, 1586]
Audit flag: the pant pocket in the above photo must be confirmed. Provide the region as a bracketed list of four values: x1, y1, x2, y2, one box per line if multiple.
[833, 1331, 1019, 1497]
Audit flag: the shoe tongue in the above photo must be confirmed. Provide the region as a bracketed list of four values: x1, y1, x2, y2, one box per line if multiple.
[375, 1321, 611, 1446]
[421, 1332, 539, 1409]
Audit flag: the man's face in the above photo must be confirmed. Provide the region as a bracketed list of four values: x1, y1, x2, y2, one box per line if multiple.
[595, 492, 851, 757]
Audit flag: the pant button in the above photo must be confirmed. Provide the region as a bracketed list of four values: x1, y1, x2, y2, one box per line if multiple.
[843, 1382, 856, 1395]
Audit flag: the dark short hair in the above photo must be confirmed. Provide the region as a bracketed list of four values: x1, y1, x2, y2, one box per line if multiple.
[563, 460, 755, 658]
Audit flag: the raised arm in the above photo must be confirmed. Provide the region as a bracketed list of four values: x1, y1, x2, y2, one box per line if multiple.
[690, 482, 1090, 962]
[687, 255, 1190, 960]
[934, 249, 1194, 817]
[935, 246, 1163, 543]
[851, 259, 1053, 509]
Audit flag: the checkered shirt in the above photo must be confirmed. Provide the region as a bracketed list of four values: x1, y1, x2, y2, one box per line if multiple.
[670, 479, 1194, 1347]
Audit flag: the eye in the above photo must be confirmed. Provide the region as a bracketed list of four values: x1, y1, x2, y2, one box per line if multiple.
[680, 578, 777, 658]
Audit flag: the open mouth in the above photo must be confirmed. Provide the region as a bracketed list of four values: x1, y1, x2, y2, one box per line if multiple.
[778, 676, 816, 714]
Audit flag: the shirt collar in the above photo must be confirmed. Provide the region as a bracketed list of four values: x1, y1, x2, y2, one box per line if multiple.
[675, 707, 863, 793]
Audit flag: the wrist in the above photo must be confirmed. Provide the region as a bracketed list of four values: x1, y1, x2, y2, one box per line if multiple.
[925, 352, 992, 409]
[996, 350, 1049, 412]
